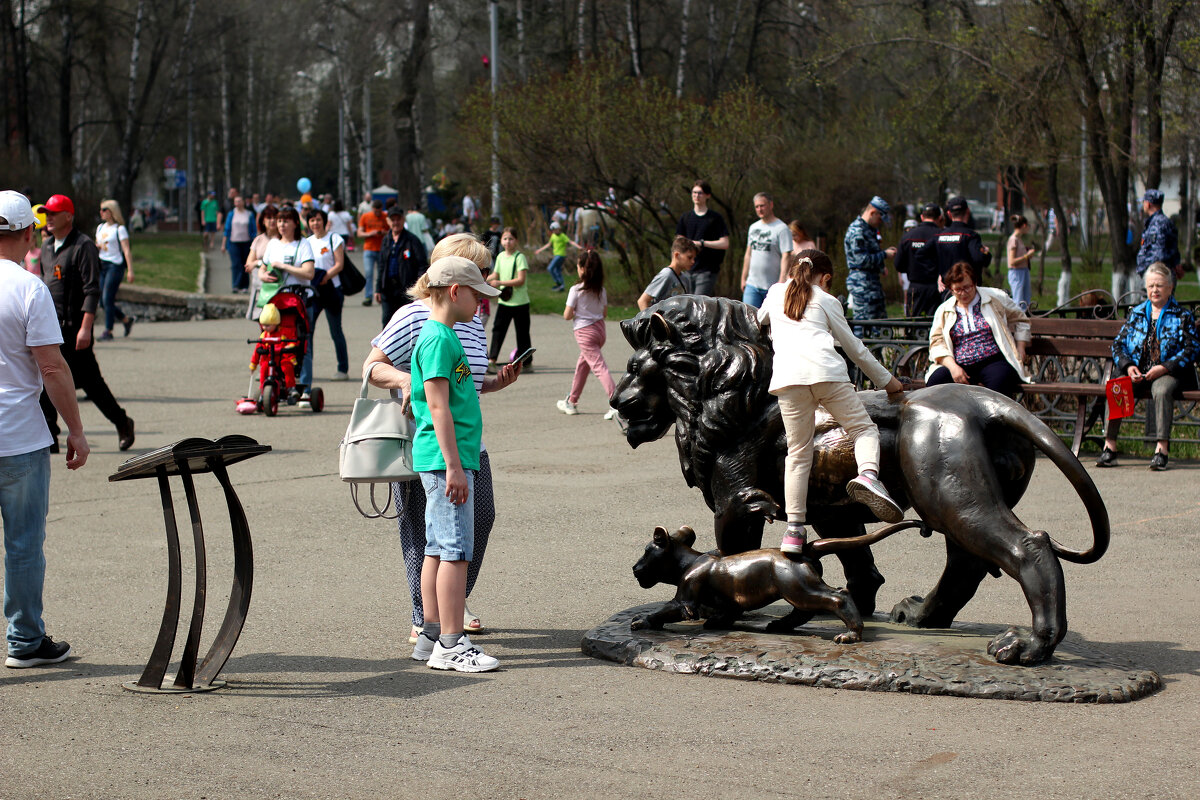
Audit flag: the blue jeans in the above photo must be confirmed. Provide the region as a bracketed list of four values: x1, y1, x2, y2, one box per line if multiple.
[420, 470, 476, 562]
[298, 303, 317, 389]
[228, 241, 252, 291]
[99, 260, 126, 332]
[362, 250, 378, 299]
[547, 255, 566, 288]
[312, 283, 349, 375]
[1007, 268, 1031, 311]
[1, 447, 50, 655]
[741, 284, 769, 308]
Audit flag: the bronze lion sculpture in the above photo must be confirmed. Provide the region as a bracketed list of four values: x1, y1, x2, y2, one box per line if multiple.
[611, 296, 1109, 665]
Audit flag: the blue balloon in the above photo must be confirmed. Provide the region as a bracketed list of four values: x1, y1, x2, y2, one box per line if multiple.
[296, 177, 312, 194]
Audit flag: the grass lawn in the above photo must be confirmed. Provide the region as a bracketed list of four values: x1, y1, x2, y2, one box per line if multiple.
[129, 232, 203, 292]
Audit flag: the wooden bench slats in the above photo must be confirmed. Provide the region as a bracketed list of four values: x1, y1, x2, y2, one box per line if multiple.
[1021, 383, 1106, 396]
[1026, 339, 1115, 358]
[1028, 318, 1123, 338]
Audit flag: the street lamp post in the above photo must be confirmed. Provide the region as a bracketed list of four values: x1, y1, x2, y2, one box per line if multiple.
[363, 68, 386, 198]
[490, 0, 500, 218]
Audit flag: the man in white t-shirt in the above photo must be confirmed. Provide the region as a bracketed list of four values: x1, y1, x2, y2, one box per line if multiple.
[0, 190, 90, 669]
[740, 192, 793, 308]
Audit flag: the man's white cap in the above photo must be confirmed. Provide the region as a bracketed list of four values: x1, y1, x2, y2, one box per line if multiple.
[0, 190, 37, 232]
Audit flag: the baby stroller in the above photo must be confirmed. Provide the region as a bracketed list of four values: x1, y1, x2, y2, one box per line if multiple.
[242, 286, 325, 416]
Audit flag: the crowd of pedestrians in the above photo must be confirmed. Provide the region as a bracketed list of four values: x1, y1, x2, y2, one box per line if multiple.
[4, 174, 1196, 679]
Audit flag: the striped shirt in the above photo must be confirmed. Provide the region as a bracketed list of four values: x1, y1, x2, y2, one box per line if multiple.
[371, 302, 489, 394]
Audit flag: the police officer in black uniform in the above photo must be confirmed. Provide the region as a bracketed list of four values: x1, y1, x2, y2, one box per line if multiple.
[933, 196, 991, 291]
[895, 202, 943, 315]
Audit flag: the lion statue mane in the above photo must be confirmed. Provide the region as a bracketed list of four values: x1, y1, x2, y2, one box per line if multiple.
[613, 296, 1110, 664]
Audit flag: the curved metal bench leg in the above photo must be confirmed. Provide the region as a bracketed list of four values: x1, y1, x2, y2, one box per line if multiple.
[136, 467, 182, 689]
[172, 463, 208, 690]
[195, 459, 254, 687]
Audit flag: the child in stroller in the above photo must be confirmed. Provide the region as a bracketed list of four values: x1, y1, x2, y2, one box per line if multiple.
[247, 287, 324, 414]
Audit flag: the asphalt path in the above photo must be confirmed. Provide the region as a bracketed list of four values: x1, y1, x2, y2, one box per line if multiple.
[2, 297, 1198, 799]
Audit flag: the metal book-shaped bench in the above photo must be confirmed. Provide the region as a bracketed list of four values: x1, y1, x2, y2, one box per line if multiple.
[110, 435, 269, 693]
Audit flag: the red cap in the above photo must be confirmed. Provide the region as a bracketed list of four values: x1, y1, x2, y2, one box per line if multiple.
[43, 194, 75, 214]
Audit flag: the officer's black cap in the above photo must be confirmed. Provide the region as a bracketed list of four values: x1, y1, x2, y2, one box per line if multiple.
[945, 196, 968, 213]
[921, 202, 942, 218]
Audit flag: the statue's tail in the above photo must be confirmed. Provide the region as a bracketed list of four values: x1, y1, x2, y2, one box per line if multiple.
[807, 520, 928, 557]
[989, 396, 1110, 564]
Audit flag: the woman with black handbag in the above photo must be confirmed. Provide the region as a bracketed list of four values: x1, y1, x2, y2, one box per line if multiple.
[305, 209, 351, 381]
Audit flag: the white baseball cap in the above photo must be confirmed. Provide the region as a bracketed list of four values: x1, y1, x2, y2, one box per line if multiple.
[0, 190, 38, 232]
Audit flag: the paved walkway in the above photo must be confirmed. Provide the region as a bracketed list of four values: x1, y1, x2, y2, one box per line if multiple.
[2, 304, 1198, 798]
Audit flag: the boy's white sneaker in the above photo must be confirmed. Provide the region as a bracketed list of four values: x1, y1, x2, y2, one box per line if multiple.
[603, 407, 618, 420]
[428, 635, 499, 673]
[556, 399, 578, 416]
[846, 474, 904, 523]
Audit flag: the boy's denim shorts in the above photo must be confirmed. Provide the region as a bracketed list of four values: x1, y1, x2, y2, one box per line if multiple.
[420, 470, 476, 562]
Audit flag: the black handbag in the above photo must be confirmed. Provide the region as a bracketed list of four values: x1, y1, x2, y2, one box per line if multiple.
[339, 254, 366, 295]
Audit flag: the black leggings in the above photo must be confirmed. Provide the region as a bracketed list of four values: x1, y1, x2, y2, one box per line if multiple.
[488, 303, 532, 363]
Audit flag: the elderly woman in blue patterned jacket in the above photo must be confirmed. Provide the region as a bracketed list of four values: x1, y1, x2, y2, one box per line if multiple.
[1097, 262, 1200, 471]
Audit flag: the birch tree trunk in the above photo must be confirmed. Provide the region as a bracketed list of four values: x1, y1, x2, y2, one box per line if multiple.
[57, 1, 74, 175]
[676, 0, 691, 98]
[242, 50, 253, 193]
[111, 0, 144, 212]
[516, 0, 528, 80]
[219, 31, 233, 195]
[625, 0, 641, 78]
[577, 0, 587, 62]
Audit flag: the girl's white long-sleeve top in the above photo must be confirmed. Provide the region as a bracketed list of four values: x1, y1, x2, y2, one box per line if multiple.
[758, 281, 892, 394]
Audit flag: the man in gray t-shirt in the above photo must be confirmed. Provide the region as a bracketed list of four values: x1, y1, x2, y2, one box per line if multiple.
[740, 192, 793, 308]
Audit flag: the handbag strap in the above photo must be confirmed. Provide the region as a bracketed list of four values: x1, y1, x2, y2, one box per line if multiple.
[361, 360, 402, 400]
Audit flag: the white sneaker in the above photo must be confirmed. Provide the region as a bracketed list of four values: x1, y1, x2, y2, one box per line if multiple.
[333, 371, 350, 381]
[411, 631, 437, 661]
[603, 407, 618, 420]
[556, 399, 578, 416]
[427, 635, 499, 672]
[846, 474, 903, 523]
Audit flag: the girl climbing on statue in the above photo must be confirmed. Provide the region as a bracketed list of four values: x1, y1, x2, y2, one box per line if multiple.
[757, 248, 906, 554]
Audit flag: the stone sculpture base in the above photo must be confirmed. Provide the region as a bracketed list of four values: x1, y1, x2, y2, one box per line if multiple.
[582, 603, 1161, 703]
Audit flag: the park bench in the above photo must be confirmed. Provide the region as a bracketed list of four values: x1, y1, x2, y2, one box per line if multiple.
[865, 316, 1200, 455]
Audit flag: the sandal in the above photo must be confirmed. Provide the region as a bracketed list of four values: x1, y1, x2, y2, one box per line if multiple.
[463, 606, 484, 634]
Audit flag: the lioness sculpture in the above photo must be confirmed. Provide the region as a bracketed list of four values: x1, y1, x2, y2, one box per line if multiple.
[632, 522, 925, 643]
[612, 296, 1109, 664]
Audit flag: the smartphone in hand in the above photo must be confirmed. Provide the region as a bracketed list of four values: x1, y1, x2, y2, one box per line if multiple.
[511, 347, 536, 365]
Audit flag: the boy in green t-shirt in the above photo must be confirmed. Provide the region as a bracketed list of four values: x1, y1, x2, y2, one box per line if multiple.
[409, 256, 503, 672]
[534, 221, 581, 291]
[200, 191, 220, 249]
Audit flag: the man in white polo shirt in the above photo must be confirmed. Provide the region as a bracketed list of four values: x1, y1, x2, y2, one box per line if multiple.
[0, 190, 90, 669]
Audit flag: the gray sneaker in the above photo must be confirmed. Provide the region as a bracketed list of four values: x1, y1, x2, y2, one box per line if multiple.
[411, 631, 438, 661]
[428, 635, 499, 672]
[847, 474, 903, 523]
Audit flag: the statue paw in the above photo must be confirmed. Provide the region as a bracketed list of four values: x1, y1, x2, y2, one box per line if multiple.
[987, 627, 1051, 665]
[834, 630, 862, 644]
[702, 615, 738, 629]
[630, 615, 649, 631]
[735, 488, 782, 520]
[889, 595, 927, 626]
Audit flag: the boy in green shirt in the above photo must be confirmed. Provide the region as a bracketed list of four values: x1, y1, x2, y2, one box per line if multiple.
[410, 256, 503, 672]
[200, 191, 219, 249]
[534, 221, 581, 291]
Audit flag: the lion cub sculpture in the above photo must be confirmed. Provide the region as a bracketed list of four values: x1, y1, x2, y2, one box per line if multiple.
[631, 523, 923, 643]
